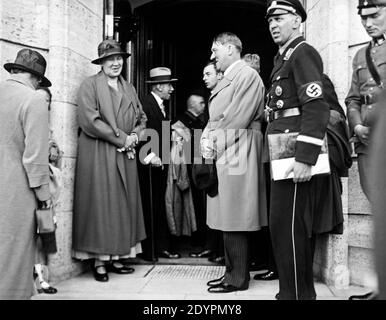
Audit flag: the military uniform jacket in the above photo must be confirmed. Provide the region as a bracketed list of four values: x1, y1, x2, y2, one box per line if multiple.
[345, 38, 386, 154]
[266, 36, 330, 165]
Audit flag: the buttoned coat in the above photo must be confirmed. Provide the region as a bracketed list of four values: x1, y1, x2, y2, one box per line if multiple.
[72, 71, 147, 255]
[345, 40, 386, 154]
[202, 60, 267, 231]
[0, 76, 50, 299]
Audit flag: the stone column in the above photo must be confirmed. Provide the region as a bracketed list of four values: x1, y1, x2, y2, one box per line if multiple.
[46, 0, 103, 282]
[306, 0, 350, 288]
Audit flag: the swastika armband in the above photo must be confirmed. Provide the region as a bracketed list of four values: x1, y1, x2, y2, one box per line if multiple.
[298, 81, 324, 104]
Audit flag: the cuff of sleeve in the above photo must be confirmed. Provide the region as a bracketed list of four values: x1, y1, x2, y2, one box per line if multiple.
[144, 152, 156, 165]
[130, 132, 139, 144]
[33, 184, 50, 201]
[295, 141, 321, 165]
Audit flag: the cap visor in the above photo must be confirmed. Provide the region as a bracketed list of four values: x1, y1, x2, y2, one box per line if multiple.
[266, 8, 292, 17]
[359, 7, 380, 15]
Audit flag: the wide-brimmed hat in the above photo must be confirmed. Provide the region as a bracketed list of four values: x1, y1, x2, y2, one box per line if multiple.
[91, 39, 131, 65]
[4, 49, 51, 87]
[357, 0, 386, 15]
[266, 0, 307, 22]
[146, 67, 178, 84]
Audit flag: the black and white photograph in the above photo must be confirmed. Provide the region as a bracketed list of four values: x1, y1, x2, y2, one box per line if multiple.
[1, 0, 386, 311]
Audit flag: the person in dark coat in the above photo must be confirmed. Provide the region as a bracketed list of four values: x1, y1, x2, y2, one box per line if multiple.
[345, 0, 386, 301]
[72, 39, 147, 282]
[138, 67, 181, 260]
[265, 0, 331, 300]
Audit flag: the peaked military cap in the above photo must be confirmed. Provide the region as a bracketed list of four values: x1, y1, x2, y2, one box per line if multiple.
[266, 0, 307, 22]
[358, 0, 386, 15]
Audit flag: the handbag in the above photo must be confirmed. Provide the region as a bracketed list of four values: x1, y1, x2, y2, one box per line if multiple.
[36, 207, 56, 234]
[267, 132, 330, 181]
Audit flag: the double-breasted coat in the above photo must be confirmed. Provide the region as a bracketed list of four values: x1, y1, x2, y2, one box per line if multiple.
[0, 76, 50, 299]
[72, 71, 147, 256]
[202, 60, 267, 232]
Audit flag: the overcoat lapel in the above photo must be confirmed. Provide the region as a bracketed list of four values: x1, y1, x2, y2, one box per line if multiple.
[149, 93, 167, 121]
[210, 60, 247, 102]
[95, 71, 119, 133]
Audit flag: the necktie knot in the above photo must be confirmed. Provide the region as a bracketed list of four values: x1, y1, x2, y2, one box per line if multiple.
[160, 103, 166, 117]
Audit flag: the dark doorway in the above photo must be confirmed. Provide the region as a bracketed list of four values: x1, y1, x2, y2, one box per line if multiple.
[133, 0, 276, 116]
[129, 0, 276, 262]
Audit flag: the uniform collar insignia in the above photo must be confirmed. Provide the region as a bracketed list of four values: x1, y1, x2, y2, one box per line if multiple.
[373, 33, 386, 46]
[284, 48, 294, 60]
[282, 36, 305, 61]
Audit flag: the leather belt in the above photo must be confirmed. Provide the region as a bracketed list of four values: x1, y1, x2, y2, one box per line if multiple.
[268, 107, 301, 122]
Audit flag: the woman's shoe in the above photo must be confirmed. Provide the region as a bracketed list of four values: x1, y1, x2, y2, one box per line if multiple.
[109, 262, 135, 274]
[38, 281, 58, 294]
[92, 265, 109, 282]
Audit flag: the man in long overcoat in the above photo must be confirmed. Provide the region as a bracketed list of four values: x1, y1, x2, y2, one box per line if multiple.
[203, 32, 267, 293]
[0, 49, 51, 299]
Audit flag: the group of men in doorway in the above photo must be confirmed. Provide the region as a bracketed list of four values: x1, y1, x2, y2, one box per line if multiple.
[135, 0, 386, 300]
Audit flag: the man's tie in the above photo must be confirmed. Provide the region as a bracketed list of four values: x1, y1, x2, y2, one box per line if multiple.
[160, 103, 166, 118]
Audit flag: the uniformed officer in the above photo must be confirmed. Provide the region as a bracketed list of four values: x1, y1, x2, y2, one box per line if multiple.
[346, 0, 386, 199]
[265, 0, 330, 300]
[344, 0, 386, 301]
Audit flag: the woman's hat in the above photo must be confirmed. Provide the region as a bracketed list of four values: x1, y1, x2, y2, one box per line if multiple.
[146, 67, 178, 84]
[4, 49, 52, 87]
[91, 39, 131, 65]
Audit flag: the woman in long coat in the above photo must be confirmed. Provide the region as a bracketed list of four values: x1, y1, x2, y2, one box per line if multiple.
[0, 49, 51, 299]
[72, 40, 147, 282]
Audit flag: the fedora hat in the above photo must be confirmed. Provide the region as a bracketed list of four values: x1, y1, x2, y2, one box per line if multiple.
[4, 49, 51, 87]
[91, 39, 131, 65]
[146, 67, 178, 84]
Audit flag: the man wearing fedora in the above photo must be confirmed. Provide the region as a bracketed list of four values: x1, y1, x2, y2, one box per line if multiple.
[345, 0, 386, 301]
[0, 49, 52, 299]
[138, 67, 181, 260]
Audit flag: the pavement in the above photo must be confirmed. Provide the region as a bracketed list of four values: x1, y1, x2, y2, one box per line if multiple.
[32, 262, 372, 300]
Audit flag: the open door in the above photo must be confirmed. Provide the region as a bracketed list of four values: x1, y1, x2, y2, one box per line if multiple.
[127, 0, 276, 262]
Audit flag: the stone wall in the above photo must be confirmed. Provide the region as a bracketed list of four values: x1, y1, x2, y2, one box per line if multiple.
[0, 0, 104, 283]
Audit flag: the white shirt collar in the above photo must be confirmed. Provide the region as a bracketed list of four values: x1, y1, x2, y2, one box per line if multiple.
[224, 59, 242, 77]
[151, 91, 164, 107]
